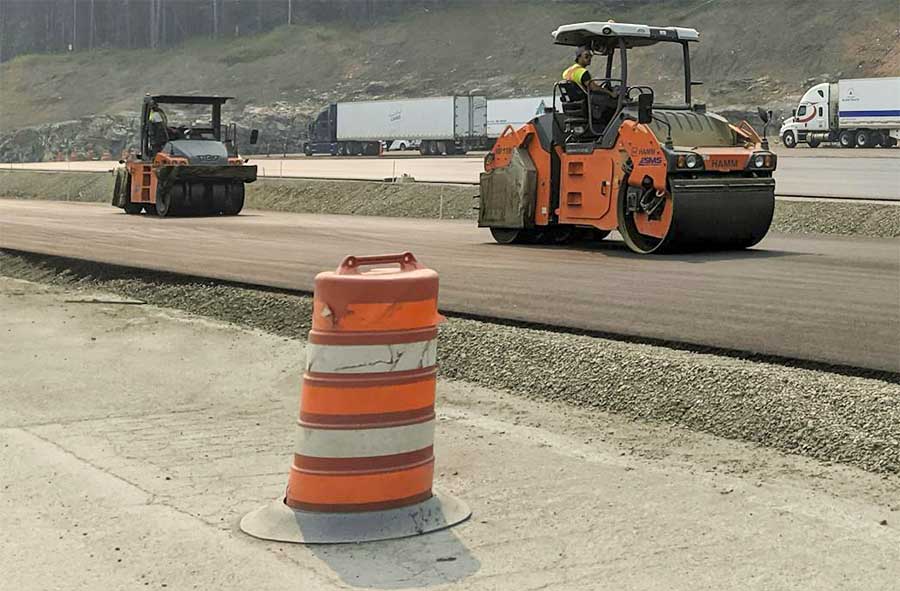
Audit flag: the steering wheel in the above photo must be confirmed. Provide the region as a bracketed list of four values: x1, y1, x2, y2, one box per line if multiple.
[626, 86, 654, 102]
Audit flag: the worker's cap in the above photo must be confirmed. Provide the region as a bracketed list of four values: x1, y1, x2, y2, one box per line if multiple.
[576, 45, 592, 58]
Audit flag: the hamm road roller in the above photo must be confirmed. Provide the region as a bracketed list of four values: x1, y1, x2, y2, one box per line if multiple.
[479, 21, 777, 254]
[112, 94, 258, 217]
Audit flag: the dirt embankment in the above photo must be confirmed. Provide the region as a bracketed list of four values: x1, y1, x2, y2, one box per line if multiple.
[2, 169, 899, 237]
[2, 1, 898, 162]
[2, 250, 897, 475]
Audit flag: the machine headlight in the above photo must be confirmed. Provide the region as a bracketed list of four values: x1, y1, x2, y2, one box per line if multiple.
[672, 152, 705, 171]
[748, 152, 775, 170]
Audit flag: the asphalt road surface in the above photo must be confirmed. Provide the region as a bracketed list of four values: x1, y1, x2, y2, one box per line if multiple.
[1, 199, 897, 372]
[6, 152, 899, 200]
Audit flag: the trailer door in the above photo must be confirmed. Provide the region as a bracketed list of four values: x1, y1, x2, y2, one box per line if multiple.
[454, 96, 471, 138]
[471, 96, 488, 138]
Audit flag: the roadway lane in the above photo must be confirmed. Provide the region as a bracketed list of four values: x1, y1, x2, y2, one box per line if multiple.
[1, 199, 897, 372]
[5, 153, 899, 199]
[775, 156, 900, 200]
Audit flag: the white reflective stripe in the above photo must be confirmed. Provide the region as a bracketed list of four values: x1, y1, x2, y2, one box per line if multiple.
[305, 339, 437, 374]
[296, 420, 435, 459]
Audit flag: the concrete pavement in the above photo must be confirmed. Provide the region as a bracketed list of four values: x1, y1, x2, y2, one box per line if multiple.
[1, 199, 897, 372]
[2, 277, 898, 590]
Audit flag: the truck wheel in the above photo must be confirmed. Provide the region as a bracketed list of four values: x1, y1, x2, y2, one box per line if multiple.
[782, 131, 797, 148]
[304, 144, 313, 156]
[398, 142, 407, 151]
[807, 137, 821, 148]
[839, 130, 855, 148]
[855, 130, 871, 148]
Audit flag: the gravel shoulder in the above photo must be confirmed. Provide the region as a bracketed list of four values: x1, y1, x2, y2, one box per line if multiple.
[2, 169, 898, 237]
[2, 250, 897, 476]
[2, 273, 899, 591]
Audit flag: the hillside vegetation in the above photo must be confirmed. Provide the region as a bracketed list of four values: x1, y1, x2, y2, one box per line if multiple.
[0, 0, 897, 146]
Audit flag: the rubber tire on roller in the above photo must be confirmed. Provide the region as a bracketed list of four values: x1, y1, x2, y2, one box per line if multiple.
[547, 226, 575, 245]
[581, 228, 611, 242]
[156, 184, 181, 218]
[489, 227, 523, 244]
[222, 184, 245, 216]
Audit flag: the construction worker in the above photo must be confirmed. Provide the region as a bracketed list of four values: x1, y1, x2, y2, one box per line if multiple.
[563, 46, 618, 128]
[147, 101, 169, 154]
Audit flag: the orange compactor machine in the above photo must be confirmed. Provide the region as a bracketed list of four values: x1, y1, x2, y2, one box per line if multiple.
[478, 21, 777, 254]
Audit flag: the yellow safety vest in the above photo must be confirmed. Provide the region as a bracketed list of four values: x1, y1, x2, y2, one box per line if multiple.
[562, 64, 588, 90]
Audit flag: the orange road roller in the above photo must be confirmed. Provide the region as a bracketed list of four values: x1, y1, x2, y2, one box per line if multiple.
[112, 94, 258, 217]
[478, 21, 777, 254]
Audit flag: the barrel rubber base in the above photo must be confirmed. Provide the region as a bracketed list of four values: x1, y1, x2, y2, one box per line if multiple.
[239, 488, 471, 544]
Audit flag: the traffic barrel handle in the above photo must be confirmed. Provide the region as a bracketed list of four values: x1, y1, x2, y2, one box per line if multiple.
[337, 252, 422, 274]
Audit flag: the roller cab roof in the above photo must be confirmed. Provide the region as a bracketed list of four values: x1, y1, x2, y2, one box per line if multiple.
[552, 21, 700, 50]
[145, 95, 233, 105]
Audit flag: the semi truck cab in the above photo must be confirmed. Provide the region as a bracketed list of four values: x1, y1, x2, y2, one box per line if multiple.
[781, 83, 832, 146]
[781, 78, 900, 149]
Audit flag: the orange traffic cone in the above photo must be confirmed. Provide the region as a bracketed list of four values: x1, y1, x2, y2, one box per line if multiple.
[241, 252, 470, 543]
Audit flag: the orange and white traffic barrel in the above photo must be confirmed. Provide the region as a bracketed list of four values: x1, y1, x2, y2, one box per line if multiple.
[241, 252, 470, 544]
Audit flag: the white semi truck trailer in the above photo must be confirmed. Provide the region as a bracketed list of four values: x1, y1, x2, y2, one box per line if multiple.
[779, 77, 900, 149]
[304, 96, 487, 156]
[486, 96, 556, 137]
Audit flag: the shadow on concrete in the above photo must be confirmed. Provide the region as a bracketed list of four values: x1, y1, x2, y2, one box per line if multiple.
[309, 528, 480, 589]
[483, 239, 803, 262]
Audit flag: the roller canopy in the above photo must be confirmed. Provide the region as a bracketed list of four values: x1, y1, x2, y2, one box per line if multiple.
[552, 21, 699, 48]
[147, 95, 233, 105]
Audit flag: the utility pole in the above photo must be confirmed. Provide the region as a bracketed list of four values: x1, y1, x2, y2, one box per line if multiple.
[72, 0, 77, 50]
[124, 0, 131, 48]
[89, 0, 95, 50]
[211, 0, 217, 37]
[149, 0, 156, 48]
[287, 0, 292, 25]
